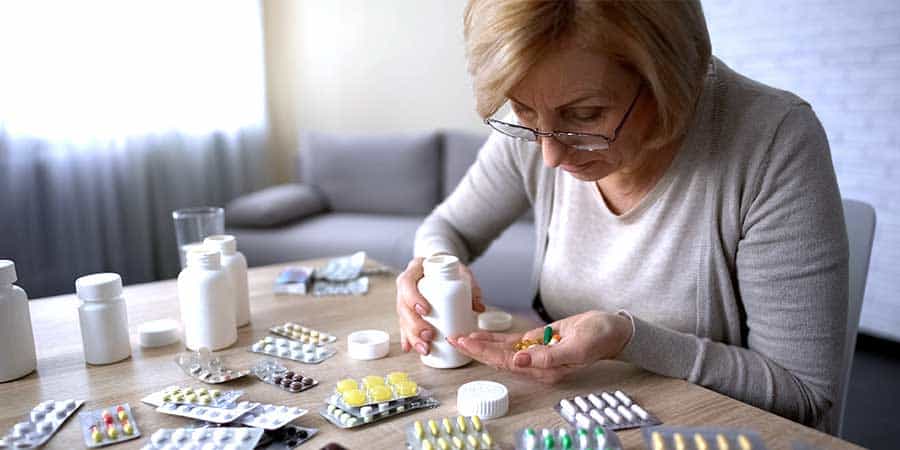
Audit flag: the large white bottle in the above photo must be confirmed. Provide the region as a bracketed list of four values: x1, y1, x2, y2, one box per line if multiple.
[178, 248, 237, 351]
[418, 255, 476, 368]
[0, 260, 37, 381]
[204, 235, 250, 327]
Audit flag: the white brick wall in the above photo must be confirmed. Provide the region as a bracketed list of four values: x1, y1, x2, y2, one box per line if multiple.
[703, 0, 900, 340]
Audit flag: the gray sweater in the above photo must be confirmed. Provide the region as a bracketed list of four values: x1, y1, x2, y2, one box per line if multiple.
[414, 58, 849, 430]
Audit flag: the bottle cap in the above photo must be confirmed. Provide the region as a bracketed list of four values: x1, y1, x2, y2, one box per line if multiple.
[75, 273, 123, 302]
[423, 254, 460, 278]
[204, 235, 237, 255]
[457, 380, 509, 419]
[186, 248, 221, 269]
[478, 310, 513, 332]
[138, 319, 181, 348]
[0, 260, 17, 284]
[347, 330, 390, 360]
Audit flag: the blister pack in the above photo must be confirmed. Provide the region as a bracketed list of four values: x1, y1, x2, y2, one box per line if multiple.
[642, 426, 768, 450]
[249, 337, 336, 364]
[141, 386, 242, 408]
[269, 323, 337, 345]
[0, 399, 83, 448]
[175, 347, 251, 384]
[326, 373, 421, 413]
[155, 401, 259, 424]
[516, 426, 622, 450]
[315, 251, 367, 281]
[274, 267, 314, 295]
[312, 278, 370, 296]
[237, 404, 308, 430]
[257, 425, 319, 449]
[555, 390, 661, 431]
[319, 395, 440, 429]
[78, 404, 141, 447]
[253, 359, 320, 393]
[405, 416, 497, 450]
[141, 427, 264, 450]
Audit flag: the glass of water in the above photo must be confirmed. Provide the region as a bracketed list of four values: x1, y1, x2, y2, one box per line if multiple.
[172, 207, 224, 268]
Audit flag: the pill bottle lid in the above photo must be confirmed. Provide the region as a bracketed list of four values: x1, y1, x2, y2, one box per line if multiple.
[186, 248, 221, 269]
[423, 254, 460, 278]
[457, 380, 509, 419]
[138, 319, 181, 348]
[0, 260, 17, 284]
[478, 310, 513, 332]
[204, 235, 237, 255]
[75, 273, 123, 302]
[347, 329, 390, 360]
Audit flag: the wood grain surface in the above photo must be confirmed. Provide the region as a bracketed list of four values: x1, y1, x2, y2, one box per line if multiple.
[0, 259, 864, 450]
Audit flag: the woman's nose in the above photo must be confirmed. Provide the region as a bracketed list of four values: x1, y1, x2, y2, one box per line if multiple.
[540, 135, 568, 168]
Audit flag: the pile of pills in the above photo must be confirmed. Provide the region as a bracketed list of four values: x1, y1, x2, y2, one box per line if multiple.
[78, 404, 141, 447]
[514, 326, 561, 351]
[328, 373, 420, 410]
[252, 358, 319, 394]
[155, 401, 260, 424]
[643, 426, 766, 450]
[406, 416, 496, 450]
[517, 427, 622, 450]
[556, 390, 660, 431]
[142, 386, 242, 408]
[249, 336, 336, 364]
[0, 399, 83, 448]
[143, 427, 264, 450]
[269, 322, 337, 345]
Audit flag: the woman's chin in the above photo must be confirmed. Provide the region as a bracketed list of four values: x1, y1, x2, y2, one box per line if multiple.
[561, 163, 616, 182]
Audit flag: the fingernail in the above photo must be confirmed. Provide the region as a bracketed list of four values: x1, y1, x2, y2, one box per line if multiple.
[415, 343, 428, 355]
[414, 304, 427, 315]
[514, 352, 531, 368]
[421, 330, 434, 341]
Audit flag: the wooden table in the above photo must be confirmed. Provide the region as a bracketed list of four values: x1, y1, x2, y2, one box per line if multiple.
[0, 260, 863, 450]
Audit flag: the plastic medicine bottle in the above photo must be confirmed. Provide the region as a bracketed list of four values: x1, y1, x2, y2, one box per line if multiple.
[75, 273, 132, 365]
[178, 248, 237, 351]
[0, 260, 37, 382]
[204, 235, 250, 327]
[418, 254, 476, 368]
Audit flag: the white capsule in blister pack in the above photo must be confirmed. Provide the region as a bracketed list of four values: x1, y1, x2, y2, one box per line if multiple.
[0, 400, 83, 448]
[155, 401, 259, 424]
[142, 427, 264, 450]
[236, 404, 308, 430]
[249, 337, 336, 364]
[554, 390, 661, 431]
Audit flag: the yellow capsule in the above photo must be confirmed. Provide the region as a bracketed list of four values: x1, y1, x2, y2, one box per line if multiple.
[183, 387, 194, 394]
[694, 433, 708, 450]
[91, 430, 103, 443]
[414, 421, 425, 440]
[737, 434, 752, 450]
[716, 434, 729, 450]
[342, 389, 367, 407]
[195, 387, 207, 395]
[387, 372, 409, 385]
[674, 433, 686, 450]
[651, 431, 665, 450]
[442, 418, 453, 434]
[107, 426, 118, 439]
[471, 415, 483, 432]
[209, 389, 220, 398]
[451, 436, 464, 449]
[428, 419, 439, 436]
[437, 437, 450, 450]
[368, 385, 393, 402]
[185, 393, 197, 402]
[422, 439, 434, 450]
[336, 379, 359, 393]
[456, 416, 467, 433]
[467, 434, 480, 449]
[362, 375, 385, 388]
[481, 432, 493, 446]
[122, 422, 134, 435]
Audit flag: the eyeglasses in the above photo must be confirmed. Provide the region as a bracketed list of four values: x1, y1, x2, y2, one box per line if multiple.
[484, 84, 643, 152]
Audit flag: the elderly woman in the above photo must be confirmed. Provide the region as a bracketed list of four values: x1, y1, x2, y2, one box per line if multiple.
[395, 0, 848, 431]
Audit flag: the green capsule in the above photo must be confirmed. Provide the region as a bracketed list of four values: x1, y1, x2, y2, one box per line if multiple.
[543, 326, 553, 344]
[561, 434, 573, 449]
[544, 435, 555, 449]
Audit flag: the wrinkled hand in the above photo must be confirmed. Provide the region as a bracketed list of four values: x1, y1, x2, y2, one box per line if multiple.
[396, 256, 485, 355]
[447, 310, 633, 384]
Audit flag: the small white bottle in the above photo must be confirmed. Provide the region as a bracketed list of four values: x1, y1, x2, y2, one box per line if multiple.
[0, 260, 37, 382]
[204, 235, 250, 327]
[75, 273, 132, 365]
[418, 255, 476, 368]
[178, 248, 237, 351]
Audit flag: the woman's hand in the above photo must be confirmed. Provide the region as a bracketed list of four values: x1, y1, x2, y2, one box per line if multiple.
[447, 310, 633, 384]
[396, 256, 486, 355]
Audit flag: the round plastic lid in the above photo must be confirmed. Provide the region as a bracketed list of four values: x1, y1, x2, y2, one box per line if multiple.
[204, 235, 237, 254]
[138, 319, 181, 348]
[478, 310, 513, 332]
[0, 260, 17, 284]
[347, 329, 390, 360]
[75, 273, 123, 302]
[457, 380, 509, 419]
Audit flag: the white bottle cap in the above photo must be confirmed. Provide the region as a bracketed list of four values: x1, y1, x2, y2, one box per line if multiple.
[0, 260, 17, 284]
[423, 254, 460, 278]
[478, 310, 513, 331]
[347, 330, 390, 360]
[186, 248, 221, 269]
[457, 380, 509, 419]
[204, 235, 237, 255]
[138, 319, 181, 348]
[75, 273, 123, 302]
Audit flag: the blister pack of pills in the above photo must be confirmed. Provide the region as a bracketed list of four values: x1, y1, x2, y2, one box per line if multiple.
[269, 323, 338, 345]
[253, 359, 320, 393]
[319, 395, 440, 429]
[237, 404, 308, 430]
[155, 401, 260, 424]
[142, 386, 243, 408]
[250, 336, 337, 364]
[516, 426, 622, 450]
[312, 278, 370, 297]
[175, 347, 251, 384]
[78, 404, 141, 447]
[257, 425, 319, 449]
[406, 416, 497, 450]
[315, 251, 367, 281]
[0, 399, 83, 448]
[555, 390, 660, 431]
[642, 426, 768, 450]
[327, 373, 422, 413]
[275, 267, 314, 295]
[142, 427, 264, 450]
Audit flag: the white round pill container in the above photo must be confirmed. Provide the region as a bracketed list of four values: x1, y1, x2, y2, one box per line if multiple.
[76, 272, 132, 365]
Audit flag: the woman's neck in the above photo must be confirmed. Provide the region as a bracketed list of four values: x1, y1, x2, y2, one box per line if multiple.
[595, 140, 681, 215]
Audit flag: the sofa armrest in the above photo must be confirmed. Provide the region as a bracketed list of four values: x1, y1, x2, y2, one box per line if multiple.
[225, 183, 328, 228]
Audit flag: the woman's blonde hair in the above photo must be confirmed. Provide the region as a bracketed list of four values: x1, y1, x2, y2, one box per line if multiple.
[464, 0, 711, 148]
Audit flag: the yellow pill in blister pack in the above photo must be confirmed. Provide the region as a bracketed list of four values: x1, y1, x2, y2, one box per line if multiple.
[387, 372, 408, 385]
[368, 385, 393, 402]
[342, 389, 367, 407]
[442, 417, 453, 434]
[451, 436, 464, 449]
[467, 434, 480, 449]
[337, 379, 358, 393]
[694, 433, 708, 450]
[455, 416, 467, 433]
[716, 434, 729, 450]
[737, 434, 752, 450]
[471, 415, 482, 432]
[363, 375, 386, 388]
[481, 432, 493, 447]
[422, 439, 434, 450]
[674, 432, 686, 450]
[428, 419, 439, 436]
[395, 381, 418, 397]
[437, 437, 449, 450]
[414, 421, 425, 440]
[651, 431, 665, 450]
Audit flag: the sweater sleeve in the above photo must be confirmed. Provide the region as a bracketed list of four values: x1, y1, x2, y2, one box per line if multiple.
[414, 130, 532, 263]
[619, 104, 849, 428]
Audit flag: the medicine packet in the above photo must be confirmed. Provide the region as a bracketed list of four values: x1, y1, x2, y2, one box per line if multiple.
[0, 399, 83, 448]
[515, 426, 623, 450]
[312, 278, 370, 296]
[175, 347, 250, 384]
[555, 390, 661, 431]
[253, 359, 320, 393]
[328, 373, 420, 413]
[78, 403, 141, 448]
[274, 267, 314, 295]
[141, 386, 243, 408]
[155, 401, 259, 424]
[257, 425, 319, 449]
[315, 251, 367, 281]
[269, 323, 338, 344]
[406, 416, 498, 450]
[642, 426, 768, 450]
[142, 427, 264, 450]
[249, 337, 337, 364]
[237, 404, 308, 430]
[319, 396, 440, 429]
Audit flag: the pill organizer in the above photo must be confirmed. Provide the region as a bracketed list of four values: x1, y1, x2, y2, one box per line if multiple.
[237, 404, 308, 430]
[642, 426, 768, 450]
[327, 373, 422, 413]
[0, 399, 83, 448]
[516, 426, 623, 450]
[406, 416, 498, 450]
[320, 396, 440, 429]
[155, 401, 260, 424]
[249, 337, 337, 364]
[142, 427, 264, 450]
[555, 390, 661, 431]
[78, 403, 141, 448]
[175, 348, 251, 384]
[257, 425, 319, 449]
[141, 386, 243, 408]
[269, 322, 337, 345]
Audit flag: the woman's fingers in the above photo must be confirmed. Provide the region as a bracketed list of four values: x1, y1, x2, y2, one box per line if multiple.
[460, 264, 486, 313]
[397, 258, 431, 316]
[466, 331, 523, 346]
[398, 305, 434, 355]
[448, 335, 518, 370]
[516, 339, 586, 370]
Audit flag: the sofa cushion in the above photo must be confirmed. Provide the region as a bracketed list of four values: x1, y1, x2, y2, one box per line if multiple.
[442, 130, 488, 199]
[225, 183, 327, 228]
[299, 131, 441, 215]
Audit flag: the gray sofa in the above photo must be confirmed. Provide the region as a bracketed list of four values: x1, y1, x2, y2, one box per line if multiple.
[225, 130, 535, 312]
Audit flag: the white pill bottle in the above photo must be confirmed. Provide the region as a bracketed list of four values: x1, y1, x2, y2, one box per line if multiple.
[178, 248, 237, 351]
[418, 255, 476, 368]
[0, 260, 37, 381]
[75, 273, 132, 365]
[203, 235, 250, 327]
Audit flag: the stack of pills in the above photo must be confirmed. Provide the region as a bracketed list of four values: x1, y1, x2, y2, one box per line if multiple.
[517, 427, 622, 450]
[78, 404, 141, 447]
[555, 390, 660, 431]
[643, 426, 766, 450]
[406, 416, 496, 450]
[514, 326, 561, 351]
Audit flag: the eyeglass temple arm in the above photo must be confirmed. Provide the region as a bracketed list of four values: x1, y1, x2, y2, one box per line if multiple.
[609, 84, 643, 143]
